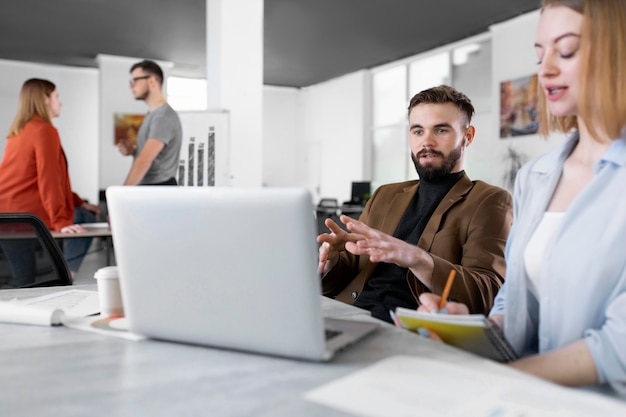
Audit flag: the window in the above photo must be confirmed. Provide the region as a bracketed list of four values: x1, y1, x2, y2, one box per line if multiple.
[372, 65, 406, 127]
[409, 53, 450, 96]
[452, 41, 492, 113]
[370, 36, 491, 187]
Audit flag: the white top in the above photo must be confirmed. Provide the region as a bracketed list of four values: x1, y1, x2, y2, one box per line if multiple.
[492, 133, 626, 393]
[523, 211, 565, 296]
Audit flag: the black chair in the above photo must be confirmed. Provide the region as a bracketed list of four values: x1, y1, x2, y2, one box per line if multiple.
[0, 213, 72, 289]
[316, 198, 343, 235]
[317, 198, 338, 209]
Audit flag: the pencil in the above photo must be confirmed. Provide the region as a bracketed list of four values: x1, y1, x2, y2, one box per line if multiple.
[438, 269, 456, 311]
[389, 310, 403, 328]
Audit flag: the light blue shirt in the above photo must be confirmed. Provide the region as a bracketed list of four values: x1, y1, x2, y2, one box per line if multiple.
[491, 131, 626, 395]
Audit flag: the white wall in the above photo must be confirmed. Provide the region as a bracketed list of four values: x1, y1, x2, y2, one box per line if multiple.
[488, 10, 566, 190]
[298, 70, 369, 204]
[0, 59, 99, 203]
[262, 85, 299, 187]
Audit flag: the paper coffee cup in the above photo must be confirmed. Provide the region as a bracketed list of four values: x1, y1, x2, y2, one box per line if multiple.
[94, 266, 124, 317]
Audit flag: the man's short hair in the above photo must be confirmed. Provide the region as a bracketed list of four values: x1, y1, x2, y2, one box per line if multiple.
[130, 60, 164, 86]
[408, 85, 475, 126]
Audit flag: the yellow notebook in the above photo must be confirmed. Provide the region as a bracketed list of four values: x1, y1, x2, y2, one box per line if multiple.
[394, 307, 518, 362]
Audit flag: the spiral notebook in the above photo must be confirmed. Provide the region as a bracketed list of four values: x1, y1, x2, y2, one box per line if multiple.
[394, 307, 518, 362]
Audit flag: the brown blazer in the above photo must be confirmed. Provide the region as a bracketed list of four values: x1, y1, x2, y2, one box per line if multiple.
[321, 174, 512, 315]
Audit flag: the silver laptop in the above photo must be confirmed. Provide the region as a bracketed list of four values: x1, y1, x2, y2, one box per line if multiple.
[106, 186, 378, 361]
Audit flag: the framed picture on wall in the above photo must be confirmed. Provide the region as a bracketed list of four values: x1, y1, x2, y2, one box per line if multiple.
[499, 74, 539, 138]
[113, 113, 145, 146]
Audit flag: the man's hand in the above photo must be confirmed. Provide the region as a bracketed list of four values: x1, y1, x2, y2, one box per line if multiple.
[316, 216, 363, 274]
[117, 138, 135, 156]
[341, 215, 435, 286]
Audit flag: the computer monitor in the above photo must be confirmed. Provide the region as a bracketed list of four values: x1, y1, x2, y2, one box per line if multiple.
[350, 181, 371, 205]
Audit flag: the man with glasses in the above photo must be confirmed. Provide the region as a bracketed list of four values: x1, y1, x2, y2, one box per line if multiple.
[117, 60, 182, 185]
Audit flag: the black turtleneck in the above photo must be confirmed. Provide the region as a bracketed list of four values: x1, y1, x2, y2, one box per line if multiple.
[353, 171, 465, 322]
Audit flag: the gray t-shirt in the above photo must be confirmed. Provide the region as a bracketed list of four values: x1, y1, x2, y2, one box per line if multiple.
[134, 103, 182, 185]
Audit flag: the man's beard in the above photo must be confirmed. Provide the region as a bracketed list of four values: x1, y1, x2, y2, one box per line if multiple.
[412, 145, 463, 182]
[135, 89, 149, 101]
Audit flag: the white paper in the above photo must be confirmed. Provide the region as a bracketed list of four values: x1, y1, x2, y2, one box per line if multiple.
[0, 290, 100, 326]
[305, 355, 626, 417]
[0, 301, 63, 326]
[17, 289, 100, 318]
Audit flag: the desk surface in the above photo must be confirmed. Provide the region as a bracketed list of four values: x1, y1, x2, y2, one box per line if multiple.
[51, 225, 112, 239]
[1, 285, 624, 417]
[0, 226, 111, 239]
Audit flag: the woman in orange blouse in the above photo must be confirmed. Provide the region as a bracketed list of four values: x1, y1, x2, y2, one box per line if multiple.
[0, 78, 98, 283]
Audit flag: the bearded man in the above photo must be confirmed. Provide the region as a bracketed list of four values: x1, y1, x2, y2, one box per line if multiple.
[318, 85, 513, 323]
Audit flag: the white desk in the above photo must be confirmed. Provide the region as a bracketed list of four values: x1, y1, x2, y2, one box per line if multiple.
[0, 285, 624, 417]
[51, 225, 114, 265]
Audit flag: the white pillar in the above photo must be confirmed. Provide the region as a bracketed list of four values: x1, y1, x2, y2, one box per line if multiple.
[206, 0, 264, 187]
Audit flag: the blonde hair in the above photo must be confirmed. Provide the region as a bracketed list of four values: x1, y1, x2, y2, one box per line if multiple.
[538, 0, 626, 140]
[7, 78, 56, 138]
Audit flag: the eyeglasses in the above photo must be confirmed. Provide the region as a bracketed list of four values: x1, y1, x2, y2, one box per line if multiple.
[129, 75, 151, 86]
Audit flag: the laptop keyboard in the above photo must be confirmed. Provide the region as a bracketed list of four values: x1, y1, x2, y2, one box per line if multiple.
[325, 329, 342, 341]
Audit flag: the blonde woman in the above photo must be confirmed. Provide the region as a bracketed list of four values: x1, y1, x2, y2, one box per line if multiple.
[417, 0, 626, 394]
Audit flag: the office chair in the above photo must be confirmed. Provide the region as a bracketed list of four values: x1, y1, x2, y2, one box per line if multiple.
[316, 198, 342, 236]
[317, 198, 338, 208]
[0, 213, 72, 289]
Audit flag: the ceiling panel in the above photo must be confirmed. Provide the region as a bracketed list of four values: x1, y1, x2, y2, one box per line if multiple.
[0, 0, 539, 87]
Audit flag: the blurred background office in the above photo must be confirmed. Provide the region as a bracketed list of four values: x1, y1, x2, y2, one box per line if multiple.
[0, 0, 561, 209]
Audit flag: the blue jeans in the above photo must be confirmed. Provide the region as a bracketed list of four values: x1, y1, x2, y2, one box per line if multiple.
[0, 239, 37, 287]
[63, 206, 96, 272]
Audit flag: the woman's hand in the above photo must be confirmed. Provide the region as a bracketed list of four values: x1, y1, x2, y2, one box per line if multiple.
[418, 293, 470, 315]
[60, 224, 86, 234]
[414, 293, 470, 342]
